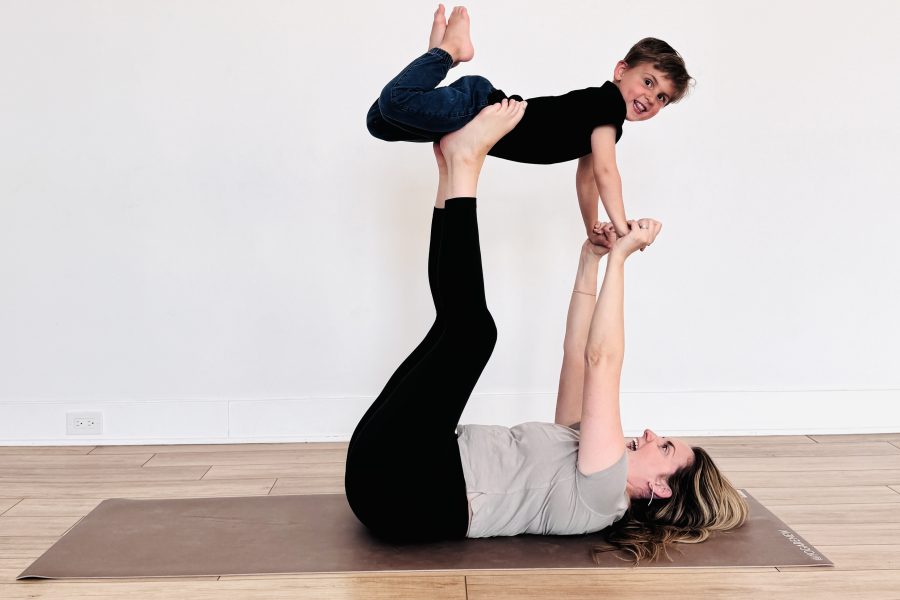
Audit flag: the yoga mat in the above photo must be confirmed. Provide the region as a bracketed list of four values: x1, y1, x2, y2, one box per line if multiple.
[17, 490, 831, 579]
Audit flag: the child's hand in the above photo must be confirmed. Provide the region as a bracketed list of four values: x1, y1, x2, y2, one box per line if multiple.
[586, 222, 617, 255]
[588, 221, 615, 248]
[613, 223, 631, 238]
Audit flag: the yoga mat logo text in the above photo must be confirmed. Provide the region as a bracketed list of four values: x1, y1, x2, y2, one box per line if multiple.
[778, 530, 824, 561]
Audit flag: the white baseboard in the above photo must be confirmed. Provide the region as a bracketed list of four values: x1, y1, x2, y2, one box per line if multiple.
[0, 389, 897, 445]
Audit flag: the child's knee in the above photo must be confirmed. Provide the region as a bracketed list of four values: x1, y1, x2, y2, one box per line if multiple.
[367, 100, 407, 142]
[448, 75, 495, 102]
[366, 100, 385, 138]
[378, 85, 405, 121]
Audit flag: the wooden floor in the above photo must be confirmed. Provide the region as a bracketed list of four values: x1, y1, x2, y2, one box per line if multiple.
[2, 433, 900, 599]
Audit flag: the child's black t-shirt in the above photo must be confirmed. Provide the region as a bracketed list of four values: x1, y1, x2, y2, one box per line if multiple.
[487, 81, 626, 165]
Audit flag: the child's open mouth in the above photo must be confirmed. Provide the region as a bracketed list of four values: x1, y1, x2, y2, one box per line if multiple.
[633, 100, 647, 115]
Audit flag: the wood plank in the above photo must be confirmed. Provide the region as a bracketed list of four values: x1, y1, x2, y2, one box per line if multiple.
[0, 455, 153, 468]
[714, 455, 900, 472]
[0, 447, 95, 455]
[0, 559, 35, 583]
[269, 477, 345, 495]
[203, 463, 344, 480]
[791, 523, 900, 546]
[745, 486, 900, 505]
[217, 571, 488, 581]
[0, 516, 82, 536]
[810, 434, 900, 444]
[0, 575, 467, 599]
[91, 442, 349, 455]
[677, 435, 817, 445]
[729, 470, 900, 488]
[777, 545, 900, 572]
[2, 499, 103, 517]
[144, 449, 347, 468]
[466, 570, 900, 600]
[0, 466, 210, 483]
[217, 567, 777, 581]
[703, 442, 900, 458]
[0, 479, 275, 499]
[768, 503, 900, 525]
[2, 434, 899, 599]
[0, 536, 58, 559]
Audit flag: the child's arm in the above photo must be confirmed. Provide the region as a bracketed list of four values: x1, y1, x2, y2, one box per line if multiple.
[575, 155, 607, 246]
[589, 126, 629, 237]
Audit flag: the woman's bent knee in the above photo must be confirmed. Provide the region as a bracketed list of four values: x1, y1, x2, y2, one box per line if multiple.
[478, 314, 498, 349]
[445, 312, 497, 356]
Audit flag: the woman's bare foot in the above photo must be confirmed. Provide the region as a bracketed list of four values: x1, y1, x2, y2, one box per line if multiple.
[438, 99, 526, 197]
[438, 6, 475, 65]
[428, 4, 448, 51]
[439, 99, 526, 164]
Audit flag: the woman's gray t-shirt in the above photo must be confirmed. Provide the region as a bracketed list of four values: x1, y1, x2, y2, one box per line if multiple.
[456, 421, 629, 538]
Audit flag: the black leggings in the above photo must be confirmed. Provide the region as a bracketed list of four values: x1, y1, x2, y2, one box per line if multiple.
[344, 198, 497, 542]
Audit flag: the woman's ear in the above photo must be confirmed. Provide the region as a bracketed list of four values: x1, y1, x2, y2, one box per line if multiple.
[655, 482, 673, 499]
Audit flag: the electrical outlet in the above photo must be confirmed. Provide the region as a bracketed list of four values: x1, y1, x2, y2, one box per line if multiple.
[67, 412, 103, 435]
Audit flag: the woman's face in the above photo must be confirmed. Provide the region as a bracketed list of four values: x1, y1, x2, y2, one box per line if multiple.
[625, 429, 694, 499]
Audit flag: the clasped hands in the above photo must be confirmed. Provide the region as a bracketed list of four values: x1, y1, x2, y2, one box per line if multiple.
[586, 218, 662, 257]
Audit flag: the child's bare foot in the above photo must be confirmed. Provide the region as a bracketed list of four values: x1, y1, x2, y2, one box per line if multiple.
[428, 4, 448, 51]
[439, 99, 527, 164]
[438, 6, 475, 65]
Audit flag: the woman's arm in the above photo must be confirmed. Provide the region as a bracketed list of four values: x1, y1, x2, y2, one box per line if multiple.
[576, 252, 626, 474]
[554, 241, 604, 427]
[577, 220, 660, 475]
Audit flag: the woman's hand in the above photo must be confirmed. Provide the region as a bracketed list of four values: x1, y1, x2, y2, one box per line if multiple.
[609, 218, 662, 259]
[635, 218, 662, 251]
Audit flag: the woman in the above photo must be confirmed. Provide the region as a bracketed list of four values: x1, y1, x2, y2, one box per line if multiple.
[345, 99, 747, 564]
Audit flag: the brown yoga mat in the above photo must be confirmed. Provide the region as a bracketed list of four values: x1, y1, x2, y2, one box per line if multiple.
[17, 490, 831, 579]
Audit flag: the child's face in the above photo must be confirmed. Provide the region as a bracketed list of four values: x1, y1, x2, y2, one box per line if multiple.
[613, 61, 676, 122]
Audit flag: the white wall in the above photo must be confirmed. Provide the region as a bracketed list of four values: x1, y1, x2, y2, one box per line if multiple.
[1, 0, 898, 444]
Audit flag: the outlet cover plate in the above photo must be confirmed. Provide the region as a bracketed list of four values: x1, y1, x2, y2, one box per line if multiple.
[66, 412, 103, 435]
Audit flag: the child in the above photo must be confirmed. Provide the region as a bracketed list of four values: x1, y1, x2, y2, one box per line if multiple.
[366, 5, 693, 242]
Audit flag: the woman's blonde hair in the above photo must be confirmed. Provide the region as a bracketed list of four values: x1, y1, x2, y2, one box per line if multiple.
[593, 447, 748, 565]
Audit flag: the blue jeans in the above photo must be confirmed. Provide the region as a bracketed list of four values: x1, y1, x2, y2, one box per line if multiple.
[366, 48, 497, 143]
